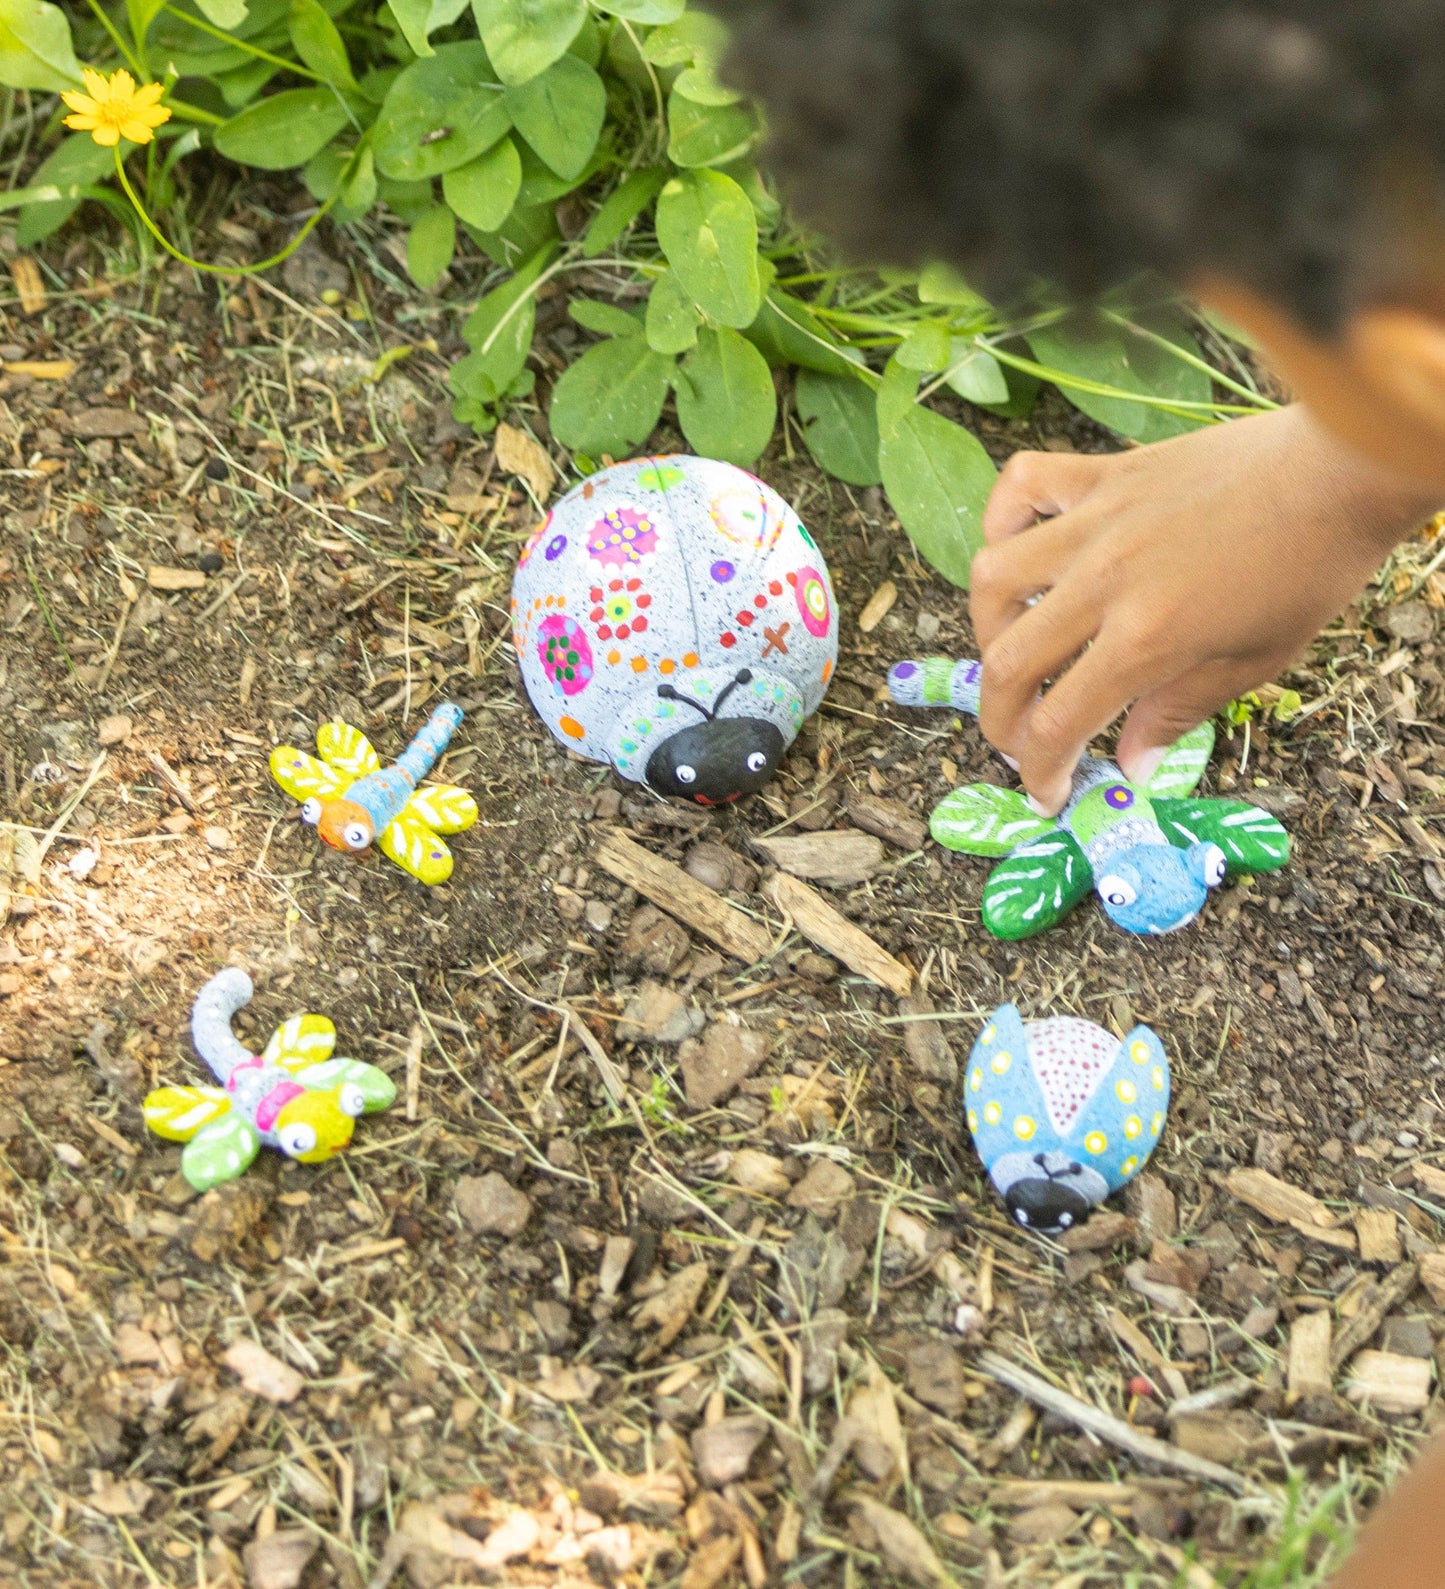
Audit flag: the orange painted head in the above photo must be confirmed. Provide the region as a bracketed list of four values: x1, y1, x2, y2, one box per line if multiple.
[299, 796, 374, 852]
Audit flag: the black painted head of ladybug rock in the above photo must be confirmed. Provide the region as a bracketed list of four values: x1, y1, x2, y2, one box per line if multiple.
[645, 670, 785, 805]
[991, 1151, 1109, 1235]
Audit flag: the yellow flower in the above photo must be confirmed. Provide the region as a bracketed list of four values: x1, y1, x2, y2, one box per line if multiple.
[62, 68, 171, 148]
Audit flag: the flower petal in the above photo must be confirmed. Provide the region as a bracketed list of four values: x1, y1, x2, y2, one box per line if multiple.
[109, 69, 136, 100]
[91, 124, 121, 147]
[60, 90, 99, 115]
[118, 119, 156, 144]
[63, 112, 100, 132]
[80, 67, 109, 99]
[132, 81, 165, 107]
[137, 104, 171, 127]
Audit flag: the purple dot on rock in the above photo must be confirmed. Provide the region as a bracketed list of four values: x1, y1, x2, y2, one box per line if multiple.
[892, 662, 917, 680]
[545, 535, 567, 561]
[711, 560, 735, 584]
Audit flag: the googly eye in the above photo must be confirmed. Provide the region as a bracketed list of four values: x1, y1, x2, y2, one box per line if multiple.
[278, 1122, 317, 1158]
[745, 751, 768, 773]
[1098, 874, 1138, 908]
[339, 1084, 365, 1118]
[300, 798, 322, 825]
[1013, 1208, 1032, 1228]
[1057, 1211, 1074, 1229]
[675, 765, 697, 785]
[1201, 843, 1226, 888]
[342, 822, 370, 851]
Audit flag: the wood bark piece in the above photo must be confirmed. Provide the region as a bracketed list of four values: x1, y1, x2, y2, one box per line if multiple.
[1330, 1261, 1418, 1373]
[147, 565, 207, 591]
[764, 871, 912, 997]
[1412, 1163, 1445, 1199]
[594, 830, 773, 964]
[1225, 1168, 1337, 1228]
[1345, 1350, 1433, 1414]
[1286, 1310, 1333, 1403]
[1355, 1207, 1403, 1265]
[1419, 1250, 1445, 1306]
[845, 788, 928, 852]
[1106, 1307, 1188, 1400]
[974, 1350, 1247, 1493]
[753, 830, 885, 885]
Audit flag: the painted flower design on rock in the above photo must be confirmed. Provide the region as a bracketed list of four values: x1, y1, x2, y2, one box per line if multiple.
[538, 615, 593, 696]
[590, 576, 652, 643]
[587, 506, 658, 567]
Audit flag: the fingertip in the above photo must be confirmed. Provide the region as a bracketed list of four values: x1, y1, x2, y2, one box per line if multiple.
[1120, 745, 1166, 788]
[1026, 784, 1069, 820]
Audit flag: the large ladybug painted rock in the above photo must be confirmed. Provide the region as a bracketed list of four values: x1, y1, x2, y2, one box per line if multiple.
[511, 456, 838, 806]
[966, 1004, 1171, 1234]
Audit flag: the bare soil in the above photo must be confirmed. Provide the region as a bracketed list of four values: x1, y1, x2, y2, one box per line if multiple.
[2, 233, 1444, 1589]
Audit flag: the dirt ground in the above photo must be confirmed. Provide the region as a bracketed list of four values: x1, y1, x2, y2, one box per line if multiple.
[3, 227, 1445, 1589]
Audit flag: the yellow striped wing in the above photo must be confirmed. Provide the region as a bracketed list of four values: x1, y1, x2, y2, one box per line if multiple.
[271, 746, 347, 803]
[403, 783, 478, 834]
[143, 1085, 232, 1143]
[262, 1012, 337, 1071]
[378, 813, 454, 884]
[317, 721, 379, 778]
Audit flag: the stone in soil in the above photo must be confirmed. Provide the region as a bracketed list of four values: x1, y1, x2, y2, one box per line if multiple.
[615, 981, 703, 1045]
[691, 1414, 768, 1486]
[242, 1528, 318, 1589]
[896, 991, 958, 1084]
[455, 1172, 533, 1237]
[729, 1148, 791, 1198]
[1059, 1210, 1135, 1252]
[1127, 1173, 1177, 1245]
[679, 1020, 771, 1109]
[1381, 1316, 1434, 1358]
[786, 1158, 854, 1217]
[1008, 1503, 1079, 1546]
[617, 905, 690, 975]
[1172, 1410, 1263, 1465]
[903, 1339, 966, 1417]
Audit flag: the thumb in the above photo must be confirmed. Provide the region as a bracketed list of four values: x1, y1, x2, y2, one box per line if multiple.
[1115, 663, 1256, 785]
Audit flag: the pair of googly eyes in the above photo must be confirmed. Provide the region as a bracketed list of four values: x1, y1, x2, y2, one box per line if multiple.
[1097, 843, 1227, 909]
[1013, 1208, 1075, 1230]
[299, 798, 370, 851]
[674, 751, 768, 786]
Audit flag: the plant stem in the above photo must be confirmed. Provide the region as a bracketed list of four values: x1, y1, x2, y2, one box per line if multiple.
[165, 99, 226, 128]
[159, 2, 326, 83]
[84, 0, 144, 77]
[112, 145, 341, 277]
[983, 342, 1264, 417]
[25, 553, 74, 677]
[1102, 309, 1279, 408]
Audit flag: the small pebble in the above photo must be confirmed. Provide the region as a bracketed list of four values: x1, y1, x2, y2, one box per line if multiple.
[203, 826, 232, 851]
[198, 550, 224, 574]
[915, 611, 941, 643]
[203, 456, 229, 481]
[1398, 1131, 1420, 1149]
[584, 899, 614, 934]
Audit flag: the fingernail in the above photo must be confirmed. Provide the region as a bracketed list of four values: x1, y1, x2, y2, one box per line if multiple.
[1027, 790, 1064, 819]
[1126, 747, 1165, 787]
[999, 752, 1021, 772]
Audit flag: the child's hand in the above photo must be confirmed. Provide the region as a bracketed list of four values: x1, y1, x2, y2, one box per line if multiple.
[969, 405, 1435, 814]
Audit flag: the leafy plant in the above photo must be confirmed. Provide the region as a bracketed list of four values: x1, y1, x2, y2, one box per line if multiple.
[1, 0, 1276, 587]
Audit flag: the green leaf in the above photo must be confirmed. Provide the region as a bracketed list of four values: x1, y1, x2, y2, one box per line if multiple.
[673, 327, 775, 466]
[1027, 311, 1211, 443]
[407, 204, 456, 288]
[464, 197, 558, 266]
[386, 0, 467, 56]
[442, 136, 520, 230]
[550, 335, 673, 455]
[15, 132, 113, 246]
[214, 88, 352, 170]
[645, 269, 700, 355]
[377, 172, 434, 221]
[944, 341, 1009, 406]
[386, 0, 435, 56]
[195, 0, 248, 26]
[642, 10, 726, 65]
[745, 291, 861, 378]
[454, 242, 554, 403]
[570, 298, 644, 337]
[0, 0, 80, 91]
[214, 57, 277, 107]
[126, 0, 165, 48]
[373, 42, 511, 181]
[342, 144, 377, 211]
[514, 138, 601, 206]
[795, 368, 880, 487]
[504, 54, 604, 179]
[667, 93, 759, 168]
[288, 0, 354, 87]
[582, 166, 666, 256]
[895, 320, 951, 374]
[917, 262, 990, 314]
[472, 0, 584, 85]
[594, 0, 682, 22]
[655, 168, 759, 329]
[878, 386, 997, 587]
[716, 159, 779, 230]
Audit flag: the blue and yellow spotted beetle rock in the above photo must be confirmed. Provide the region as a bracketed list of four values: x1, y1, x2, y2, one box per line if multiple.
[889, 657, 1290, 939]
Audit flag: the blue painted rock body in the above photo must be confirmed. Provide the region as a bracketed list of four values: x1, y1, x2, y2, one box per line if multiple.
[510, 456, 837, 806]
[966, 1003, 1171, 1233]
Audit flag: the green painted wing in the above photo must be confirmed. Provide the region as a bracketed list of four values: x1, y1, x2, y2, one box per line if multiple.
[930, 784, 1056, 856]
[982, 830, 1093, 939]
[294, 1056, 398, 1113]
[181, 1115, 260, 1192]
[1143, 722, 1216, 799]
[1153, 797, 1290, 873]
